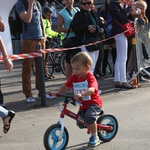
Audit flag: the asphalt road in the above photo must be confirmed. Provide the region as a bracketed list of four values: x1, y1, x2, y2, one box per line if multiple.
[0, 61, 150, 150]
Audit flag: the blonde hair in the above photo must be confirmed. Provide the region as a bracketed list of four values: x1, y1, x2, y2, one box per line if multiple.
[134, 0, 147, 10]
[71, 52, 92, 67]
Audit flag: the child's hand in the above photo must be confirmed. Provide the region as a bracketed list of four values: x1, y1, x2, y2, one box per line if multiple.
[74, 94, 83, 102]
[50, 91, 59, 97]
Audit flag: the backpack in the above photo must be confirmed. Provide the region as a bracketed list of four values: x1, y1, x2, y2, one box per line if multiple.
[14, 0, 41, 34]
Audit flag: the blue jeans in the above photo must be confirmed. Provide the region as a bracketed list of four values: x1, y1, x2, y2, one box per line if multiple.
[0, 106, 8, 119]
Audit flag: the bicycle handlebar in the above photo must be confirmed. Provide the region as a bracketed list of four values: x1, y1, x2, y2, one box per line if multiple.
[50, 93, 82, 106]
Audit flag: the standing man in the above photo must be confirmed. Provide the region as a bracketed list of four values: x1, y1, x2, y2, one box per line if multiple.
[15, 0, 53, 103]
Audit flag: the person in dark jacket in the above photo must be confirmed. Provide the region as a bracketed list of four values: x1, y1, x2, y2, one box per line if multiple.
[71, 0, 105, 74]
[108, 0, 134, 90]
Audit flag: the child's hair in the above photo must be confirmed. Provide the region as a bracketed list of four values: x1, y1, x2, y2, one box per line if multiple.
[133, 0, 149, 25]
[71, 52, 92, 67]
[134, 0, 147, 10]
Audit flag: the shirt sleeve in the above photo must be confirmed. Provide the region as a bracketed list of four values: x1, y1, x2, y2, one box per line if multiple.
[65, 74, 76, 88]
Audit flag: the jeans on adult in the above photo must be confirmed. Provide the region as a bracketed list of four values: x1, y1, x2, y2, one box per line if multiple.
[81, 46, 99, 74]
[0, 106, 8, 119]
[114, 34, 127, 83]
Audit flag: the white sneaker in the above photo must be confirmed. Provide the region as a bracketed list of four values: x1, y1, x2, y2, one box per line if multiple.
[98, 90, 102, 95]
[144, 59, 150, 64]
[46, 94, 56, 100]
[26, 97, 36, 103]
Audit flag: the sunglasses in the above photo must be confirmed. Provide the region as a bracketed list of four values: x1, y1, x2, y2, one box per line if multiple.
[81, 1, 92, 5]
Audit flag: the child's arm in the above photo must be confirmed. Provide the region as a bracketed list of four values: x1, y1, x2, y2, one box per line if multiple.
[51, 84, 68, 96]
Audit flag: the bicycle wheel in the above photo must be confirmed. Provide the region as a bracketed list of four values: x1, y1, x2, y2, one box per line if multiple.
[106, 61, 112, 74]
[97, 114, 118, 142]
[45, 54, 55, 78]
[32, 55, 55, 79]
[59, 52, 66, 76]
[43, 124, 69, 150]
[32, 60, 36, 76]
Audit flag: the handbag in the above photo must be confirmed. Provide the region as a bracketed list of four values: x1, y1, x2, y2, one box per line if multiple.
[115, 20, 135, 37]
[62, 36, 78, 48]
[84, 36, 102, 52]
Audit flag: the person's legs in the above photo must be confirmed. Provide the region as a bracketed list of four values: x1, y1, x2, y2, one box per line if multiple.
[22, 40, 34, 98]
[0, 106, 15, 134]
[81, 47, 99, 74]
[65, 63, 72, 80]
[0, 105, 8, 118]
[102, 49, 109, 75]
[114, 34, 127, 83]
[84, 105, 101, 146]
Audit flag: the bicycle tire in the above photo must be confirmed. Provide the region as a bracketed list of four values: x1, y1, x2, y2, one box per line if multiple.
[59, 52, 66, 76]
[45, 54, 55, 78]
[106, 61, 112, 74]
[43, 124, 69, 150]
[32, 55, 55, 79]
[97, 114, 118, 142]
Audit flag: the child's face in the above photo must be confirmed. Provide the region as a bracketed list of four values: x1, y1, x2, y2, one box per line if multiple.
[71, 62, 90, 78]
[135, 4, 146, 17]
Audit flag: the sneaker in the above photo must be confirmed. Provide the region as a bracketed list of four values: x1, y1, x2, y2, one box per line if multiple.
[88, 136, 100, 147]
[46, 94, 56, 100]
[98, 90, 102, 95]
[26, 97, 36, 103]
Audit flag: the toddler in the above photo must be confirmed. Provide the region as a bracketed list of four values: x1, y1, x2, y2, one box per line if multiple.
[52, 52, 103, 147]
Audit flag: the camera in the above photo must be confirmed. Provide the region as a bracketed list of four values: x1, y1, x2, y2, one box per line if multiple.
[96, 25, 104, 36]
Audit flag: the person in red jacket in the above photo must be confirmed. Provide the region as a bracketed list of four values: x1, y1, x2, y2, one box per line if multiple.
[51, 52, 103, 147]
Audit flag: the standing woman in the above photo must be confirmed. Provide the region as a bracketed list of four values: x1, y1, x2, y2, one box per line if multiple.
[108, 0, 134, 89]
[71, 0, 104, 74]
[57, 0, 80, 80]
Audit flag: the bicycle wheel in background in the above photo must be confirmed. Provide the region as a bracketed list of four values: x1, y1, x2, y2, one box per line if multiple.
[60, 52, 66, 76]
[32, 54, 55, 79]
[106, 61, 112, 74]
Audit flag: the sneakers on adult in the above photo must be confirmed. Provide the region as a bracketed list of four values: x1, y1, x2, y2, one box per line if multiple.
[46, 94, 56, 100]
[88, 136, 100, 147]
[26, 97, 36, 103]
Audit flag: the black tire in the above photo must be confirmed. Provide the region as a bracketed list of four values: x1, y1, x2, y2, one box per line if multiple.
[45, 54, 55, 78]
[106, 61, 112, 74]
[32, 55, 55, 78]
[97, 114, 118, 142]
[59, 52, 66, 76]
[43, 124, 69, 150]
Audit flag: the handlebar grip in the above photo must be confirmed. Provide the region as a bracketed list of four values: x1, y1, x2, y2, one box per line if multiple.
[79, 97, 83, 101]
[49, 92, 59, 97]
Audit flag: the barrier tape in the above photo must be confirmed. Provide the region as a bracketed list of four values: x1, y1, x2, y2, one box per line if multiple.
[0, 28, 134, 61]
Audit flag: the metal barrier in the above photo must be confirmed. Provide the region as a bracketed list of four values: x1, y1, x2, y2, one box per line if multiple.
[134, 19, 150, 83]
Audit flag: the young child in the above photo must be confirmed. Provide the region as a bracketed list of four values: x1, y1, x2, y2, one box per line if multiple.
[52, 52, 103, 147]
[132, 0, 149, 25]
